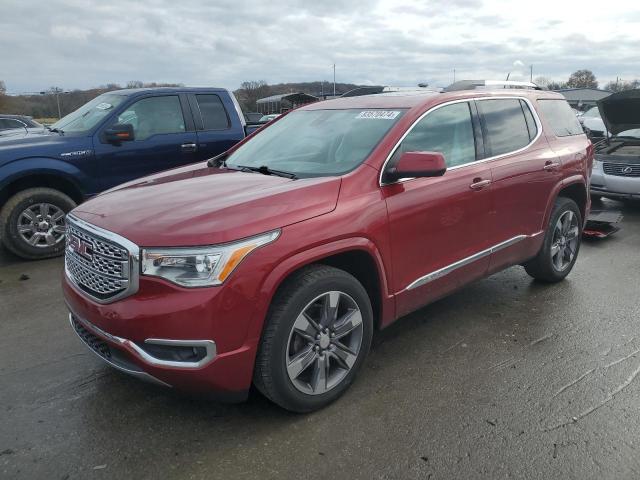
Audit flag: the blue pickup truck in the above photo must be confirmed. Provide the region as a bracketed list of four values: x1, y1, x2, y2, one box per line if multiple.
[0, 87, 258, 259]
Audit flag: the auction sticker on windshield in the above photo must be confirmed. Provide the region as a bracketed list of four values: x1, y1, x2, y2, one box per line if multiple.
[95, 103, 113, 110]
[356, 111, 401, 120]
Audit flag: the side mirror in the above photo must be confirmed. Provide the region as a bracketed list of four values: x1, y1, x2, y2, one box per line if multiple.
[386, 151, 447, 182]
[104, 123, 135, 144]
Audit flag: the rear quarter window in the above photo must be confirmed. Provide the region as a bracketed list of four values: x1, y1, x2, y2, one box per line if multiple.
[537, 99, 584, 137]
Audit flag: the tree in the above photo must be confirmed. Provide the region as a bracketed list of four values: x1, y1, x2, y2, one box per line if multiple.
[127, 80, 144, 89]
[235, 80, 271, 112]
[534, 76, 551, 89]
[0, 80, 6, 110]
[546, 80, 567, 91]
[603, 79, 640, 93]
[566, 69, 598, 89]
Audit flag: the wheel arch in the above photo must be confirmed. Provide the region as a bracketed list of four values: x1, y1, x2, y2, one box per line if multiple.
[0, 170, 85, 206]
[247, 238, 394, 345]
[543, 177, 588, 229]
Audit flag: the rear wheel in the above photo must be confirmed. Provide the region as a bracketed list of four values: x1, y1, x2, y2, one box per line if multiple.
[524, 197, 582, 282]
[254, 265, 373, 412]
[0, 188, 76, 260]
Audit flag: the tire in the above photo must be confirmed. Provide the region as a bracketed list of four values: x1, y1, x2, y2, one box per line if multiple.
[253, 264, 373, 412]
[0, 188, 76, 260]
[524, 197, 582, 282]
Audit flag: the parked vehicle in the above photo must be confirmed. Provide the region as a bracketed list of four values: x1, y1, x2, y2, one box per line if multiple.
[580, 106, 608, 139]
[0, 115, 43, 133]
[63, 81, 592, 412]
[258, 113, 280, 122]
[0, 87, 257, 259]
[591, 90, 640, 200]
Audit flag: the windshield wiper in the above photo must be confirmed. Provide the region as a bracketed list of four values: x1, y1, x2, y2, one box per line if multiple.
[46, 126, 64, 134]
[237, 165, 297, 179]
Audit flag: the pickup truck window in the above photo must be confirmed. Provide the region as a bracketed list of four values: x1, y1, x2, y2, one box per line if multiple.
[195, 94, 230, 130]
[389, 102, 476, 169]
[226, 109, 405, 177]
[116, 96, 186, 141]
[477, 99, 532, 157]
[51, 93, 127, 133]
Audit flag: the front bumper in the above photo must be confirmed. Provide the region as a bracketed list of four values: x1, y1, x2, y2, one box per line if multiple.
[63, 271, 261, 401]
[591, 166, 640, 198]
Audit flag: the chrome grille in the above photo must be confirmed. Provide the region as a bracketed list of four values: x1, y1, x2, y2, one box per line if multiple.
[603, 163, 640, 177]
[65, 216, 138, 303]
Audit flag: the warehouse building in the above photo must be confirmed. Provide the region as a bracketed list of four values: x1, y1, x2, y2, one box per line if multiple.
[256, 92, 318, 114]
[554, 88, 612, 110]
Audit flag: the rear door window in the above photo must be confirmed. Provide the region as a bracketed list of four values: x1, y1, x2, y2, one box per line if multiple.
[537, 99, 585, 137]
[477, 99, 531, 157]
[195, 94, 230, 130]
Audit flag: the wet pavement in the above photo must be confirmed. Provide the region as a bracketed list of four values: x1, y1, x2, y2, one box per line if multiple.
[1, 198, 639, 479]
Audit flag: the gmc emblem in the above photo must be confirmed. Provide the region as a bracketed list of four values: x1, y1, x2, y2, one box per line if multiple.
[68, 235, 93, 261]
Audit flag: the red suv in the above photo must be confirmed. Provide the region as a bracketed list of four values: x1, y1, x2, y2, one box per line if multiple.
[63, 81, 592, 412]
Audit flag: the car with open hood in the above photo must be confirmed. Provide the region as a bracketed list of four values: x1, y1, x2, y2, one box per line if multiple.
[590, 89, 640, 200]
[63, 81, 592, 412]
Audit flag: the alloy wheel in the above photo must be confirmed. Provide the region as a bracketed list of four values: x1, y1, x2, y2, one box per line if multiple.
[550, 210, 579, 271]
[286, 291, 364, 395]
[17, 203, 66, 248]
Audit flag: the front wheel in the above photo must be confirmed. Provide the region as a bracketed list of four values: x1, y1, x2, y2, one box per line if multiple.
[0, 188, 76, 260]
[524, 197, 582, 282]
[254, 265, 373, 412]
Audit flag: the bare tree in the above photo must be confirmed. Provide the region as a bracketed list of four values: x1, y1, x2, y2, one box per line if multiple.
[566, 70, 598, 89]
[534, 76, 551, 89]
[127, 80, 144, 89]
[236, 80, 271, 112]
[603, 79, 640, 93]
[0, 80, 6, 110]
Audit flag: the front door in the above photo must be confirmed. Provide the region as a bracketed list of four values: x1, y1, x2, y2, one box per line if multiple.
[382, 100, 494, 318]
[94, 94, 199, 190]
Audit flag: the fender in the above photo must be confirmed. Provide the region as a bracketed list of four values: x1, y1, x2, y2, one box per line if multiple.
[0, 157, 89, 198]
[542, 175, 587, 230]
[244, 236, 395, 346]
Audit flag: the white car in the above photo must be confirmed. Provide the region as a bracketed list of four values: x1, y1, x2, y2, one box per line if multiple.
[580, 106, 608, 137]
[591, 90, 640, 200]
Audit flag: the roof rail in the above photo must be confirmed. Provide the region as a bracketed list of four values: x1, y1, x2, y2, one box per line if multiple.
[444, 80, 542, 92]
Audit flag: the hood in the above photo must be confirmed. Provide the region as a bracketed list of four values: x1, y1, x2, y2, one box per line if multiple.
[598, 90, 640, 136]
[72, 163, 341, 247]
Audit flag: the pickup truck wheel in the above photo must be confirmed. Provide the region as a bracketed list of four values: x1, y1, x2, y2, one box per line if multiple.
[0, 188, 76, 260]
[524, 197, 582, 282]
[253, 265, 373, 412]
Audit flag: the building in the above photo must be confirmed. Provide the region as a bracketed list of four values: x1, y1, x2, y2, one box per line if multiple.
[554, 88, 612, 110]
[256, 92, 318, 115]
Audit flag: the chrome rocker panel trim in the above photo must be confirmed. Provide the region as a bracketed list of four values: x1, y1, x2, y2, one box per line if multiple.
[406, 232, 543, 291]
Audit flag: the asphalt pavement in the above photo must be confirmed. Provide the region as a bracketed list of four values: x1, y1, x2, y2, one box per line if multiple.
[1, 198, 639, 480]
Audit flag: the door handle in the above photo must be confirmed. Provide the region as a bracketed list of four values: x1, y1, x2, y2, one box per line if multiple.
[181, 143, 198, 153]
[543, 161, 561, 171]
[469, 179, 491, 190]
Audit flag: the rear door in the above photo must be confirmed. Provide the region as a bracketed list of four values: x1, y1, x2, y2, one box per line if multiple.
[477, 97, 560, 273]
[188, 93, 246, 161]
[93, 94, 199, 190]
[382, 100, 493, 318]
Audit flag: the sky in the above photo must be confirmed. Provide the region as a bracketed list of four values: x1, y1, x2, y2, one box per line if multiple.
[1, 0, 639, 94]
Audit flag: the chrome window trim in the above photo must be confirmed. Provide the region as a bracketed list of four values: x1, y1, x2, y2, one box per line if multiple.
[65, 214, 140, 304]
[405, 232, 543, 291]
[379, 96, 544, 186]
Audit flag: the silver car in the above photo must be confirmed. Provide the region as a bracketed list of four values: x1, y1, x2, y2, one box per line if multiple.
[591, 90, 640, 200]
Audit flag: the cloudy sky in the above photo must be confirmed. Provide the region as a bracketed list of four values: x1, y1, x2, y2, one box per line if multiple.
[1, 0, 639, 93]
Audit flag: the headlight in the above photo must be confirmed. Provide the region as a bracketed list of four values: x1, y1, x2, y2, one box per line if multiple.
[141, 230, 280, 287]
[593, 157, 602, 169]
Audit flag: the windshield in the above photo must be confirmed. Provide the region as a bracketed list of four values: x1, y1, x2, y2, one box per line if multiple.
[51, 93, 127, 133]
[583, 107, 601, 118]
[226, 109, 405, 177]
[616, 128, 640, 138]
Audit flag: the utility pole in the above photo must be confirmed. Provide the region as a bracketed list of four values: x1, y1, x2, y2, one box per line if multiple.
[453, 68, 456, 83]
[530, 65, 533, 82]
[333, 64, 336, 97]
